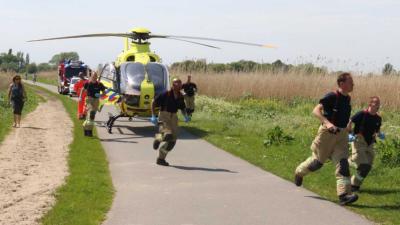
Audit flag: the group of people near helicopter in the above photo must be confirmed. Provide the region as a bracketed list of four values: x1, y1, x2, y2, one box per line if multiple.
[8, 72, 385, 205]
[74, 72, 198, 166]
[8, 71, 384, 207]
[77, 70, 383, 206]
[16, 26, 392, 211]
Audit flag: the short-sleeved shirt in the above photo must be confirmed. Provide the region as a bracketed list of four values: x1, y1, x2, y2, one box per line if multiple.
[10, 84, 24, 102]
[352, 110, 382, 145]
[154, 90, 186, 113]
[84, 81, 106, 98]
[182, 82, 197, 97]
[319, 91, 351, 128]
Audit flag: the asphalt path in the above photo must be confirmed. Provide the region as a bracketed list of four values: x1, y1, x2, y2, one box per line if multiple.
[28, 81, 372, 225]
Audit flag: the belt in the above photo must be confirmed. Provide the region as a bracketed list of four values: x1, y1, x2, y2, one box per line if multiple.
[327, 126, 346, 134]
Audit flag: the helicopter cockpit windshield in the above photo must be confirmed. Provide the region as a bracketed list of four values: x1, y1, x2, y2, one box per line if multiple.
[119, 62, 169, 95]
[146, 62, 169, 95]
[120, 63, 145, 95]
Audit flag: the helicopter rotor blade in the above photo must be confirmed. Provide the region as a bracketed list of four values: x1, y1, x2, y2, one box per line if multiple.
[155, 37, 220, 49]
[27, 33, 131, 42]
[150, 34, 276, 48]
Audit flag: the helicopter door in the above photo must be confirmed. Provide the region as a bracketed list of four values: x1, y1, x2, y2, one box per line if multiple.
[119, 62, 145, 95]
[145, 63, 170, 96]
[99, 63, 117, 90]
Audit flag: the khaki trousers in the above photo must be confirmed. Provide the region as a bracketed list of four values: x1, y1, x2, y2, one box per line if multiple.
[184, 95, 195, 110]
[350, 135, 375, 187]
[83, 97, 99, 130]
[296, 125, 351, 196]
[156, 111, 179, 160]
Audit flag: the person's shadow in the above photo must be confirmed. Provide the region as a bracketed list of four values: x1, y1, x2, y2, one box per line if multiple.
[21, 126, 46, 130]
[170, 165, 237, 173]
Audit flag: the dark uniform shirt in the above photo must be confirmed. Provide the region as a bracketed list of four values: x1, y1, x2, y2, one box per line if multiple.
[84, 81, 106, 98]
[182, 82, 197, 97]
[154, 90, 186, 113]
[352, 110, 382, 145]
[319, 91, 351, 128]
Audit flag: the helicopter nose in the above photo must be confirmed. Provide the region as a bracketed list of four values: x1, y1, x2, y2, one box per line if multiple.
[125, 94, 140, 106]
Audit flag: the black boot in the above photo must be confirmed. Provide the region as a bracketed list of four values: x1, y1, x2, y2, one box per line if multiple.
[156, 158, 169, 166]
[339, 193, 358, 205]
[87, 130, 93, 137]
[84, 130, 88, 136]
[294, 174, 303, 186]
[351, 185, 360, 192]
[153, 139, 161, 150]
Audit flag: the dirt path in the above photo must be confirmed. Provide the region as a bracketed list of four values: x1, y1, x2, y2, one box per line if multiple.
[0, 91, 73, 225]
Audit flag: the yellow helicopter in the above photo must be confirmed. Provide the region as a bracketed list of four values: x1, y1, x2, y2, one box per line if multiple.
[28, 27, 274, 133]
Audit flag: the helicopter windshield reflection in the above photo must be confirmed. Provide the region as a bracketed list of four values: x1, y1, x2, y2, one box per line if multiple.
[146, 63, 169, 95]
[120, 63, 145, 95]
[120, 62, 169, 95]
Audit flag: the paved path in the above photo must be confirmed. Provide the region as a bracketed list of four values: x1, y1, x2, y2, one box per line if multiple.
[29, 81, 372, 225]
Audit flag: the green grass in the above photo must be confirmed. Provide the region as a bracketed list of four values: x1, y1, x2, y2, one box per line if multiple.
[0, 86, 43, 143]
[182, 96, 400, 225]
[27, 86, 114, 225]
[23, 72, 58, 86]
[37, 77, 58, 86]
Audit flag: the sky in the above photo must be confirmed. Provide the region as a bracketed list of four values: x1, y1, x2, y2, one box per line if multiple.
[1, 0, 399, 73]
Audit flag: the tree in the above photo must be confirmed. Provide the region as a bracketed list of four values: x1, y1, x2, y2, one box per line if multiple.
[16, 51, 25, 71]
[382, 63, 395, 75]
[38, 63, 55, 71]
[0, 52, 20, 72]
[27, 63, 38, 74]
[25, 53, 30, 65]
[49, 52, 79, 65]
[209, 63, 226, 73]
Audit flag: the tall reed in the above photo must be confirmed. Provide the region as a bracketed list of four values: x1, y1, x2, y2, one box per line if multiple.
[174, 70, 400, 109]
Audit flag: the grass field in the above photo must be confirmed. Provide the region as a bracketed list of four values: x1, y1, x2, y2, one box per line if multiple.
[181, 95, 400, 225]
[25, 85, 114, 225]
[3, 68, 398, 223]
[24, 71, 59, 86]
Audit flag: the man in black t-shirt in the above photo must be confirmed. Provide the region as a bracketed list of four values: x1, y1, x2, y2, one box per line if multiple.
[182, 75, 197, 117]
[82, 72, 106, 137]
[348, 96, 383, 192]
[151, 78, 189, 166]
[295, 72, 359, 206]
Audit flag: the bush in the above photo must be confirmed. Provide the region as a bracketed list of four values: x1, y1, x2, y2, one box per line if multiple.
[0, 92, 10, 108]
[263, 126, 294, 148]
[376, 137, 400, 167]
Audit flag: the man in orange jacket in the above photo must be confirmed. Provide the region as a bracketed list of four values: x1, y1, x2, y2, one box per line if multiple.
[75, 72, 88, 119]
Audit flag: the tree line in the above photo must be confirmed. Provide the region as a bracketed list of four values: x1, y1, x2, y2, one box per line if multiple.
[170, 59, 329, 74]
[0, 49, 79, 74]
[170, 59, 399, 75]
[1, 49, 398, 76]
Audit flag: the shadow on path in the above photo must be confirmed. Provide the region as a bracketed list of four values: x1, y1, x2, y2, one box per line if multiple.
[180, 126, 211, 139]
[21, 126, 47, 130]
[170, 165, 238, 173]
[99, 136, 138, 144]
[304, 195, 331, 202]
